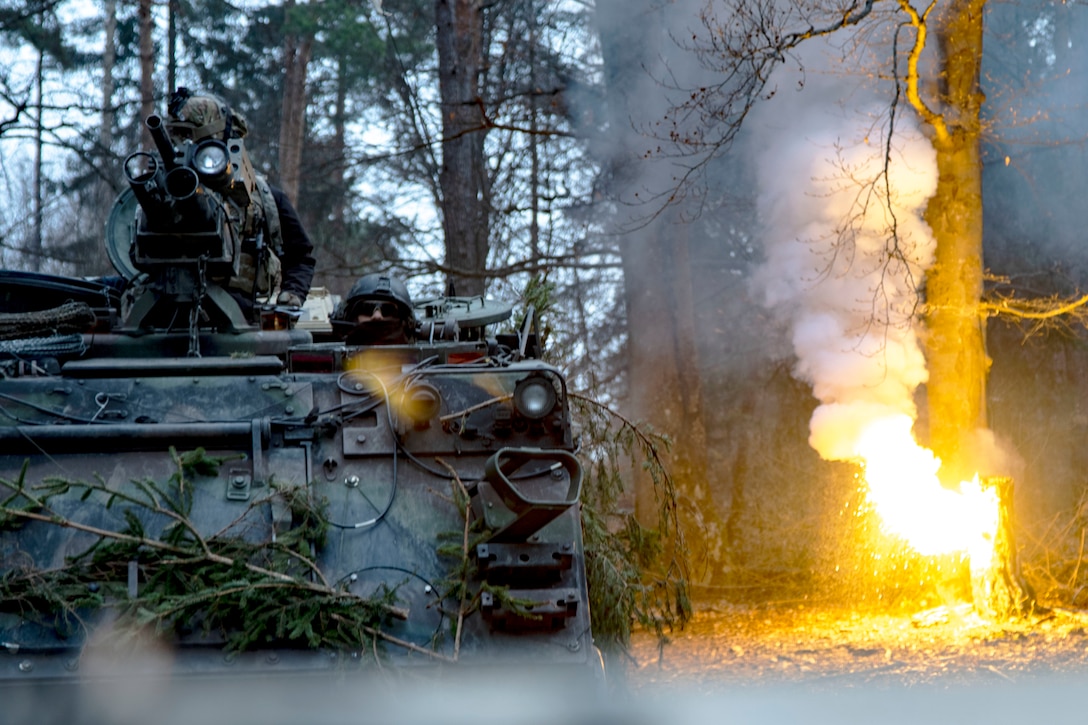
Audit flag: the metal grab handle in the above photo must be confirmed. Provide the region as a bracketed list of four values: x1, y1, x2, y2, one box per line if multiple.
[0, 419, 270, 454]
[482, 447, 582, 542]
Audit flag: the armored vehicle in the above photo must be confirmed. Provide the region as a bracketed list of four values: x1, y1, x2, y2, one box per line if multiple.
[0, 115, 599, 715]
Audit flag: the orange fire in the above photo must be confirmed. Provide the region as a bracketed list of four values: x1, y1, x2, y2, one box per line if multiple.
[854, 415, 999, 569]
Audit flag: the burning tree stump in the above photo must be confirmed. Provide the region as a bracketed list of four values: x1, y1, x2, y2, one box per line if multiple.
[970, 477, 1036, 619]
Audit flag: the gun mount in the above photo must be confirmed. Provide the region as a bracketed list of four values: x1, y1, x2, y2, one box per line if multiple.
[106, 114, 277, 344]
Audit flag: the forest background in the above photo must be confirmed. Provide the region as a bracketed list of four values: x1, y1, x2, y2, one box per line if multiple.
[2, 0, 1088, 610]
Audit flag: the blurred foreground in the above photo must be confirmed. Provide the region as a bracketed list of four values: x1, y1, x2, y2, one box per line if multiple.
[4, 665, 1085, 725]
[7, 604, 1088, 724]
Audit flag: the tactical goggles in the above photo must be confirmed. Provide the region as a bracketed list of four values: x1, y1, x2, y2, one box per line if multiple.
[354, 301, 401, 318]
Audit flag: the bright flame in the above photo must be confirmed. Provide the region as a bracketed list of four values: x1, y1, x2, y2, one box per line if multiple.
[855, 415, 999, 567]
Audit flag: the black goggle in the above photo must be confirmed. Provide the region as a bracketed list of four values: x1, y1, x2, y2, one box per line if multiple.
[355, 301, 400, 318]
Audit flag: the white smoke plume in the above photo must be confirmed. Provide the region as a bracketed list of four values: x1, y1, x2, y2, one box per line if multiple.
[749, 38, 938, 463]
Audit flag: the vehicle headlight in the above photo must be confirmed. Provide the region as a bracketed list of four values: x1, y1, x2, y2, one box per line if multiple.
[402, 381, 442, 424]
[193, 140, 230, 181]
[513, 376, 557, 420]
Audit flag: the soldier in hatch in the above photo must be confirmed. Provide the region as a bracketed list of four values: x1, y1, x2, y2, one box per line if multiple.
[333, 273, 418, 345]
[165, 88, 316, 320]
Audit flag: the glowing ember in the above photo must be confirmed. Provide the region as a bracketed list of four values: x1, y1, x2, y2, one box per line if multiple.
[855, 415, 999, 567]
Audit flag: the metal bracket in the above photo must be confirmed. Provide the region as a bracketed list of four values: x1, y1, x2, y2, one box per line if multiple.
[226, 468, 251, 501]
[225, 419, 266, 501]
[480, 587, 579, 632]
[476, 541, 574, 583]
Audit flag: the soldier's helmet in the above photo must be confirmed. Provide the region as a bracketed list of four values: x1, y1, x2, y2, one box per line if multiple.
[336, 274, 414, 323]
[166, 87, 249, 142]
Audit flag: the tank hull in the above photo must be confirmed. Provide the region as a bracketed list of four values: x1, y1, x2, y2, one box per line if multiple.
[0, 277, 598, 697]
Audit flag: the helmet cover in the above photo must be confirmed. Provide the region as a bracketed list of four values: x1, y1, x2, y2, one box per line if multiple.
[167, 87, 248, 141]
[337, 274, 414, 322]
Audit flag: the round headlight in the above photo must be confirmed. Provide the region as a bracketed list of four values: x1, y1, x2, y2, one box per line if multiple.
[193, 141, 230, 178]
[402, 382, 442, 423]
[513, 377, 557, 420]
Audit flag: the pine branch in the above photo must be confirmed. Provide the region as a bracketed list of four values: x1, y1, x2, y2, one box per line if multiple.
[0, 453, 415, 656]
[435, 457, 473, 661]
[567, 392, 692, 653]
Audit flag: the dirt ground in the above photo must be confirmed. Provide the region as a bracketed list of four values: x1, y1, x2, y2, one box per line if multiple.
[624, 601, 1088, 690]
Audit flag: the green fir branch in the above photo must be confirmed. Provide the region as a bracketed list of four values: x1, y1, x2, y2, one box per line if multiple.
[0, 448, 439, 660]
[569, 392, 692, 654]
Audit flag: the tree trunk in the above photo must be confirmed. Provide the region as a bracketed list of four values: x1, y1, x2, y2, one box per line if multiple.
[922, 0, 989, 484]
[167, 0, 178, 96]
[596, 0, 725, 574]
[970, 478, 1034, 617]
[922, 0, 1033, 617]
[279, 5, 312, 206]
[32, 48, 43, 271]
[527, 0, 540, 259]
[435, 0, 490, 297]
[95, 0, 119, 273]
[620, 229, 709, 491]
[621, 219, 723, 564]
[138, 0, 155, 147]
[100, 0, 117, 164]
[328, 57, 348, 232]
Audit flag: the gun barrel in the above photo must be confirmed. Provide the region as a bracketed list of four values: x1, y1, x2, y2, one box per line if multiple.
[124, 152, 216, 232]
[146, 115, 178, 170]
[166, 167, 217, 227]
[165, 166, 200, 200]
[124, 151, 158, 185]
[124, 151, 166, 218]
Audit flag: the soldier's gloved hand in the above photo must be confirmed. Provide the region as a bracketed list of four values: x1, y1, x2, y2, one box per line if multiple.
[277, 291, 303, 308]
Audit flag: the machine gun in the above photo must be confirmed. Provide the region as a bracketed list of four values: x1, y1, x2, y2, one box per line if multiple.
[108, 113, 270, 343]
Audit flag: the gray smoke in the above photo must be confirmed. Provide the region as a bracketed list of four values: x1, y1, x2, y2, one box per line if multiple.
[747, 31, 938, 463]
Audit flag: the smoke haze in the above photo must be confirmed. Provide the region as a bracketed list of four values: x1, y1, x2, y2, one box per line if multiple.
[748, 33, 939, 464]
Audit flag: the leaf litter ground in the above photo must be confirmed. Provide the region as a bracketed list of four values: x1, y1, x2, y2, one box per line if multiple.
[626, 602, 1088, 690]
